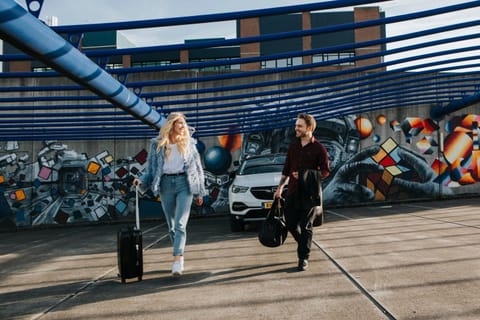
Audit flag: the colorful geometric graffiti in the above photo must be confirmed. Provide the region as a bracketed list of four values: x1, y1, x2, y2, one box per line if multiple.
[441, 114, 480, 185]
[356, 113, 480, 200]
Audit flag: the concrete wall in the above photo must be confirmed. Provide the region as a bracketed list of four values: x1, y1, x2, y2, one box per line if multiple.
[1, 71, 479, 228]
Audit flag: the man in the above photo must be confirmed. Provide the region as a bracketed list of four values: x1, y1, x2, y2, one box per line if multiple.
[273, 113, 330, 271]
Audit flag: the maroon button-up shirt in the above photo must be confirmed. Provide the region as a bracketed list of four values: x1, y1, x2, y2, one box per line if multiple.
[282, 137, 330, 196]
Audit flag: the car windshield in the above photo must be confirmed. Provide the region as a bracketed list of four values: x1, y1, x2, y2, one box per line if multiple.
[237, 155, 285, 175]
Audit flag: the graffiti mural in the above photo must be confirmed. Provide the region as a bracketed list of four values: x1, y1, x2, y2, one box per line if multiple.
[220, 113, 480, 206]
[1, 112, 479, 228]
[0, 140, 222, 228]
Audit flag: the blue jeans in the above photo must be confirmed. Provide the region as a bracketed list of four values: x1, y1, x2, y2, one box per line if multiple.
[159, 175, 193, 256]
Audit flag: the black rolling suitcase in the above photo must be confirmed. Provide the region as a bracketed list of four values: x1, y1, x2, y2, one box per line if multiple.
[117, 186, 143, 283]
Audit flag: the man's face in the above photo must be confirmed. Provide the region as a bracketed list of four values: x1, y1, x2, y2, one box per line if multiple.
[295, 118, 311, 138]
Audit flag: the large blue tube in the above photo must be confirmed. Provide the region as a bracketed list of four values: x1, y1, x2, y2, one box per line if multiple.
[0, 0, 165, 129]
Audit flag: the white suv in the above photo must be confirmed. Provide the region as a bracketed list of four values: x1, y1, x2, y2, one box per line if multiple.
[228, 153, 286, 232]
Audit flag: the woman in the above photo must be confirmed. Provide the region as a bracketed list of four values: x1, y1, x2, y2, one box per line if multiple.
[134, 112, 206, 277]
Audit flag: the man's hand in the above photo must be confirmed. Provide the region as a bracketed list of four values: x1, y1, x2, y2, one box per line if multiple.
[273, 186, 284, 199]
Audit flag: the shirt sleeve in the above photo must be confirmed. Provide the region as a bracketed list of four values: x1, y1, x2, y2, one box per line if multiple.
[193, 147, 207, 197]
[282, 144, 293, 177]
[318, 143, 330, 179]
[140, 139, 158, 188]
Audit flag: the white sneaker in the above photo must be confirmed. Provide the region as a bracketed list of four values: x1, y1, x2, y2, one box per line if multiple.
[172, 259, 184, 277]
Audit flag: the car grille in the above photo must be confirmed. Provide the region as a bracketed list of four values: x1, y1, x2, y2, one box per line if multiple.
[250, 186, 276, 200]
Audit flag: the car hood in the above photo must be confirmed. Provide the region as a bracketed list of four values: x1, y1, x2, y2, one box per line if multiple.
[232, 172, 282, 187]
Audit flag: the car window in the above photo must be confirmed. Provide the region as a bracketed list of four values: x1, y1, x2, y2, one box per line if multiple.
[238, 155, 285, 175]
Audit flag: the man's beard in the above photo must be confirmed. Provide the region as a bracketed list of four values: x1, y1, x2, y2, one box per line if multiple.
[296, 130, 307, 138]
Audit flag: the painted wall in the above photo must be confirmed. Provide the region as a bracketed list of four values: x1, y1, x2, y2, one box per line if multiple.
[1, 74, 480, 228]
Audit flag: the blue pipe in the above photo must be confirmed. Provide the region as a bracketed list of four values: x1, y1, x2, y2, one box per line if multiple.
[2, 1, 478, 63]
[0, 0, 165, 129]
[3, 30, 478, 105]
[0, 92, 469, 141]
[430, 91, 480, 121]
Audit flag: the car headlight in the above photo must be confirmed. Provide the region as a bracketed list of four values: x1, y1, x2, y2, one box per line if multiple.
[231, 185, 249, 193]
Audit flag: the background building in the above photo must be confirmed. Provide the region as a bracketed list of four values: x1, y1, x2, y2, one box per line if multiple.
[2, 7, 385, 73]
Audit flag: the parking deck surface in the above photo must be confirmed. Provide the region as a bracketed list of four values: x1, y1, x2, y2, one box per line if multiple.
[1, 198, 479, 320]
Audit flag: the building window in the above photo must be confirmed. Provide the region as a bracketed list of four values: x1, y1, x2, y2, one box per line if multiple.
[261, 57, 303, 69]
[32, 67, 55, 72]
[312, 52, 355, 66]
[105, 63, 123, 69]
[131, 60, 177, 68]
[190, 58, 240, 71]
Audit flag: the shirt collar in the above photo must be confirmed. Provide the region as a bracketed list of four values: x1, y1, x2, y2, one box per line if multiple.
[297, 136, 316, 146]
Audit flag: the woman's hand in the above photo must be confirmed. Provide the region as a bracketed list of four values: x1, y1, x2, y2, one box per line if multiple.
[133, 178, 141, 186]
[195, 197, 203, 206]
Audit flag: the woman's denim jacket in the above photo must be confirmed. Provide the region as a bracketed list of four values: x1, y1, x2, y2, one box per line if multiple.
[140, 138, 206, 198]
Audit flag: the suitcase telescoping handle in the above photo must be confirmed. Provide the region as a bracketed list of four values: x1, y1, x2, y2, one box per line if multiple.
[135, 185, 140, 230]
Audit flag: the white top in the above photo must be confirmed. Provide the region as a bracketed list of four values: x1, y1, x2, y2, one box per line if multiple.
[163, 143, 184, 174]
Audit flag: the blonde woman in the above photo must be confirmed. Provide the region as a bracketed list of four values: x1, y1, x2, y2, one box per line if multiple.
[134, 112, 206, 276]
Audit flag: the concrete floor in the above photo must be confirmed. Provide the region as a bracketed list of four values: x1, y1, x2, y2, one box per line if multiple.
[1, 197, 479, 320]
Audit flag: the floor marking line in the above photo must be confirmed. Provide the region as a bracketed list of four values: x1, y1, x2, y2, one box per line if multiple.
[313, 239, 397, 320]
[31, 226, 170, 320]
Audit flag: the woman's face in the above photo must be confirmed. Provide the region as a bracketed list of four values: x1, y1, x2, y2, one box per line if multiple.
[172, 117, 187, 136]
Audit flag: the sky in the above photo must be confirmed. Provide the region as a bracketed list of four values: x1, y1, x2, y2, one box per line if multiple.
[12, 0, 480, 71]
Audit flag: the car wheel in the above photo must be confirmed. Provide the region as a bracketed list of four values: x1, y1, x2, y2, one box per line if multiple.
[230, 215, 245, 232]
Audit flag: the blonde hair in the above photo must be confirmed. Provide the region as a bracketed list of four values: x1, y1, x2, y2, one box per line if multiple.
[156, 112, 190, 159]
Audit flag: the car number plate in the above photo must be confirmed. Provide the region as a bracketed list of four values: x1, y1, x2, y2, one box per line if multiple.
[263, 202, 273, 209]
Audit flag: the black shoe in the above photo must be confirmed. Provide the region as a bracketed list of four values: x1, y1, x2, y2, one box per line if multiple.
[298, 259, 309, 271]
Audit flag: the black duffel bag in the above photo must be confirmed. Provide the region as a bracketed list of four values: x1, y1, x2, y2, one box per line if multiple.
[258, 198, 288, 248]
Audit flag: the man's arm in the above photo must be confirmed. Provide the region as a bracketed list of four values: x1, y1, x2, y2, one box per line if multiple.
[318, 143, 330, 179]
[274, 174, 289, 199]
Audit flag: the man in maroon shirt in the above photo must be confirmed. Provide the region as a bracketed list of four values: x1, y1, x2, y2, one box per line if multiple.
[274, 113, 330, 271]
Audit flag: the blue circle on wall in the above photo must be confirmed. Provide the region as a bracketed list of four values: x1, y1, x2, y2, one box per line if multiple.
[203, 146, 232, 175]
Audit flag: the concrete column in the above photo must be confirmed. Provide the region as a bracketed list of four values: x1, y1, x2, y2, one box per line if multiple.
[8, 61, 31, 72]
[180, 50, 189, 64]
[302, 12, 312, 65]
[122, 55, 131, 68]
[354, 7, 384, 71]
[239, 17, 260, 71]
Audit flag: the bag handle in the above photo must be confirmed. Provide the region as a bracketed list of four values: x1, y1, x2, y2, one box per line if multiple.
[274, 197, 284, 209]
[135, 185, 140, 230]
[270, 197, 284, 218]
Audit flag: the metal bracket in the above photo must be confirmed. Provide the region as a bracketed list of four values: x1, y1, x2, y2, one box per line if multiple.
[96, 56, 110, 69]
[133, 87, 143, 95]
[116, 74, 128, 84]
[68, 33, 84, 49]
[26, 0, 44, 18]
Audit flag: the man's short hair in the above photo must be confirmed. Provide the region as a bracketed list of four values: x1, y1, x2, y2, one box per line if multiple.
[298, 113, 316, 132]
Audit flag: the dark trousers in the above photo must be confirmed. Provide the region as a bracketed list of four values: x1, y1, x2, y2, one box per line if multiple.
[284, 194, 316, 260]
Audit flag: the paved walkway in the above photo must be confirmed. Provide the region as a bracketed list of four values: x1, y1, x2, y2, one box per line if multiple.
[1, 198, 479, 320]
